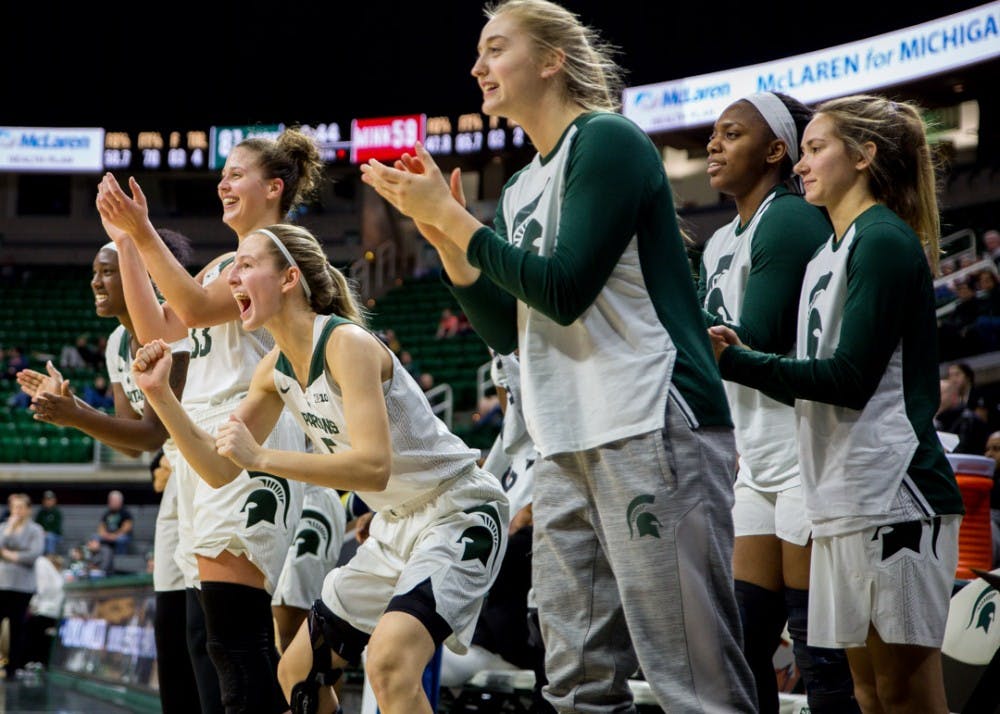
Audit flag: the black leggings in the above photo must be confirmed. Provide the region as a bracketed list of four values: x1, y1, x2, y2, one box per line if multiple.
[187, 587, 224, 714]
[0, 589, 33, 677]
[155, 589, 203, 713]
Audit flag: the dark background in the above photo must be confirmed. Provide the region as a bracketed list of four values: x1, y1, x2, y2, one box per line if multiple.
[1, 1, 990, 129]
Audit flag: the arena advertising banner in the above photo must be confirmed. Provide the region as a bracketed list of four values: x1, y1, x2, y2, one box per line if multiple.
[0, 127, 104, 172]
[623, 2, 1000, 133]
[49, 578, 160, 694]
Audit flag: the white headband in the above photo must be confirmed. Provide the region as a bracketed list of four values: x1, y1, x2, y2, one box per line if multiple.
[100, 241, 117, 253]
[744, 92, 800, 165]
[254, 228, 312, 300]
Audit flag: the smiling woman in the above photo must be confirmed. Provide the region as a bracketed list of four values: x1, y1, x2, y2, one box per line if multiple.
[127, 222, 509, 714]
[93, 127, 326, 714]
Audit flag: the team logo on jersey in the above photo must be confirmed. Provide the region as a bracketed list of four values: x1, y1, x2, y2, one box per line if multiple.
[242, 471, 292, 528]
[872, 517, 939, 564]
[805, 272, 833, 357]
[293, 509, 333, 559]
[457, 505, 503, 571]
[967, 585, 998, 634]
[510, 180, 550, 253]
[704, 253, 734, 323]
[626, 494, 662, 539]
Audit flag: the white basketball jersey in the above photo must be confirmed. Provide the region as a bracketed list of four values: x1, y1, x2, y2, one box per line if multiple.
[181, 257, 274, 410]
[272, 314, 480, 513]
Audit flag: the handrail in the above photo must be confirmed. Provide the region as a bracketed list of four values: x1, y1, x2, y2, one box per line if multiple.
[423, 383, 454, 430]
[476, 360, 494, 405]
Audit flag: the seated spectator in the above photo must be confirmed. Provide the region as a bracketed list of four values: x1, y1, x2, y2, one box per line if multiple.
[81, 374, 114, 411]
[973, 269, 1000, 352]
[3, 347, 28, 383]
[939, 277, 987, 360]
[96, 490, 133, 556]
[58, 335, 88, 371]
[937, 375, 991, 455]
[382, 328, 402, 355]
[64, 545, 89, 581]
[399, 350, 422, 380]
[418, 372, 436, 393]
[83, 536, 113, 577]
[33, 491, 62, 556]
[984, 229, 1000, 271]
[986, 432, 1000, 567]
[435, 308, 461, 339]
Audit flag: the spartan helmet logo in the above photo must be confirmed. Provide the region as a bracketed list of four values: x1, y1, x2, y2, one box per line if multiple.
[626, 494, 662, 539]
[242, 472, 291, 528]
[967, 585, 999, 634]
[704, 253, 734, 323]
[294, 509, 332, 559]
[510, 181, 550, 253]
[457, 505, 503, 571]
[806, 272, 833, 358]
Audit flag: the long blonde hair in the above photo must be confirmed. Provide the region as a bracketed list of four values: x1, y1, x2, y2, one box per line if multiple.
[258, 224, 367, 325]
[815, 94, 942, 274]
[485, 0, 624, 112]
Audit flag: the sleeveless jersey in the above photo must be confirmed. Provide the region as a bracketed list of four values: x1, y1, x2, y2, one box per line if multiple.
[482, 352, 537, 517]
[273, 314, 481, 513]
[105, 324, 192, 416]
[180, 257, 274, 410]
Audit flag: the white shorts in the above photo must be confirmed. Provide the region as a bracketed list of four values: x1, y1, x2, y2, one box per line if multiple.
[322, 467, 509, 654]
[272, 483, 346, 611]
[809, 515, 961, 649]
[732, 479, 811, 546]
[174, 398, 306, 593]
[154, 441, 185, 592]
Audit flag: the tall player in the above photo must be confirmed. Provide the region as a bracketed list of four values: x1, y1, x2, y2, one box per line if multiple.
[94, 128, 325, 713]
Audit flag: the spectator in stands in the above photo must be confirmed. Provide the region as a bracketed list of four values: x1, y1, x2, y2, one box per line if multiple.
[83, 535, 113, 576]
[58, 335, 89, 371]
[939, 277, 986, 360]
[435, 307, 461, 339]
[399, 350, 422, 379]
[0, 493, 45, 679]
[948, 361, 979, 409]
[972, 269, 1000, 352]
[418, 371, 436, 393]
[64, 545, 89, 581]
[983, 229, 1000, 270]
[940, 258, 957, 277]
[34, 491, 62, 556]
[81, 374, 115, 411]
[382, 328, 402, 355]
[97, 490, 133, 556]
[936, 377, 990, 455]
[23, 553, 65, 669]
[986, 432, 1000, 567]
[3, 347, 28, 383]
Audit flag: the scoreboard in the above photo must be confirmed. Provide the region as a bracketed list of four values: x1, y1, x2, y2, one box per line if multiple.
[103, 130, 209, 172]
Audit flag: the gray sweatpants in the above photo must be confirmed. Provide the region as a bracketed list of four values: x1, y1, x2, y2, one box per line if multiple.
[532, 396, 756, 713]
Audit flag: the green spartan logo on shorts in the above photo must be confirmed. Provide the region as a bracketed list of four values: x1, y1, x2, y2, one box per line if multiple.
[294, 509, 333, 559]
[626, 495, 662, 539]
[458, 505, 503, 571]
[242, 472, 292, 528]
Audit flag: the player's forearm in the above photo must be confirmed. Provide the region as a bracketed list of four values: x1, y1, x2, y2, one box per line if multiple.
[252, 447, 390, 493]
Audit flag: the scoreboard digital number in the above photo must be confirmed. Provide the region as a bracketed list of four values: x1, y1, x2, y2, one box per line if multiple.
[425, 113, 527, 157]
[103, 130, 209, 171]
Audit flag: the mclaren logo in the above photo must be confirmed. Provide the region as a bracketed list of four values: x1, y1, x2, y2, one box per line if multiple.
[294, 509, 333, 559]
[242, 471, 292, 528]
[626, 494, 662, 539]
[457, 505, 503, 571]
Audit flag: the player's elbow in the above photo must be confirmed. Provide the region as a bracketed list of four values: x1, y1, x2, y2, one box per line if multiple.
[360, 456, 392, 492]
